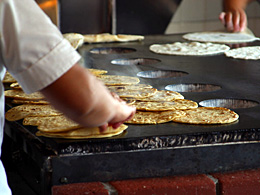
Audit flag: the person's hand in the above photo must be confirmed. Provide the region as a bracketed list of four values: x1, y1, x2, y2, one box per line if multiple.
[41, 64, 136, 133]
[219, 0, 248, 32]
[219, 9, 247, 32]
[98, 94, 136, 133]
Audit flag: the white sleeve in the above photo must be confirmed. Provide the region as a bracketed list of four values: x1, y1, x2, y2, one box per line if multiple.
[0, 0, 81, 93]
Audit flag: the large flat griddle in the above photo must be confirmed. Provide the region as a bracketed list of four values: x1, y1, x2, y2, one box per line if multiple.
[4, 33, 260, 194]
[80, 34, 260, 136]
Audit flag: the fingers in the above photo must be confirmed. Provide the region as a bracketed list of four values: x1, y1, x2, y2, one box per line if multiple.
[109, 109, 136, 129]
[220, 10, 247, 32]
[239, 10, 247, 32]
[110, 102, 136, 124]
[99, 123, 108, 133]
[98, 95, 136, 133]
[219, 12, 226, 24]
[98, 104, 135, 133]
[225, 12, 235, 32]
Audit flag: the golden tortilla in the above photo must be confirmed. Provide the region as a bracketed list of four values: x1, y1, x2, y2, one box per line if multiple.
[107, 84, 153, 91]
[10, 82, 22, 90]
[5, 104, 61, 121]
[97, 75, 140, 86]
[36, 124, 128, 139]
[125, 110, 185, 124]
[2, 71, 16, 83]
[87, 68, 108, 76]
[23, 115, 81, 132]
[172, 107, 239, 124]
[136, 90, 184, 101]
[12, 99, 49, 105]
[133, 99, 198, 111]
[113, 88, 157, 98]
[4, 90, 45, 100]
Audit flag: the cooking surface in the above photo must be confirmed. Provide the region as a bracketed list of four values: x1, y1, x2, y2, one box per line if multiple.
[4, 33, 260, 190]
[78, 33, 260, 137]
[6, 33, 260, 148]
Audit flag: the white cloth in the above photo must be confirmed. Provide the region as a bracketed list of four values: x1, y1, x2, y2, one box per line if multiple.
[0, 0, 81, 194]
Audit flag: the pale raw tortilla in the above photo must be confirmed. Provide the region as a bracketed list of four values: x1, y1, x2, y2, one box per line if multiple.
[183, 31, 259, 43]
[83, 33, 144, 43]
[172, 107, 239, 124]
[150, 42, 230, 56]
[225, 46, 260, 60]
[63, 33, 84, 49]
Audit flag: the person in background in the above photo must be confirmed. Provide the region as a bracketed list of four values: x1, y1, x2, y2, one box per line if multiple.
[219, 0, 257, 32]
[0, 0, 135, 194]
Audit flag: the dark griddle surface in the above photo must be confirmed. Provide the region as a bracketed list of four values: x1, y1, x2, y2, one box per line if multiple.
[78, 33, 260, 137]
[5, 33, 260, 188]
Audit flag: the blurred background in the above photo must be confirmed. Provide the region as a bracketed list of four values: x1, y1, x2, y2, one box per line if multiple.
[36, 0, 260, 36]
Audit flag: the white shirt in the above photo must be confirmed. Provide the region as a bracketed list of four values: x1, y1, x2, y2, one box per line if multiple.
[0, 0, 81, 193]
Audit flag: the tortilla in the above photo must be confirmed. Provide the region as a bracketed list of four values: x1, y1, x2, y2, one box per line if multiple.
[125, 110, 185, 124]
[12, 99, 49, 105]
[112, 88, 157, 98]
[36, 124, 128, 139]
[5, 104, 61, 121]
[83, 33, 144, 43]
[107, 84, 153, 91]
[97, 75, 140, 85]
[63, 33, 84, 49]
[133, 99, 198, 111]
[136, 90, 184, 101]
[4, 90, 45, 100]
[10, 82, 22, 90]
[182, 31, 259, 43]
[23, 115, 81, 132]
[87, 68, 108, 76]
[150, 42, 230, 56]
[225, 46, 260, 60]
[172, 107, 239, 124]
[2, 71, 16, 83]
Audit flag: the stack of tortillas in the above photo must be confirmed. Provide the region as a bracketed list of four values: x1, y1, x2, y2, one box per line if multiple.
[4, 69, 128, 139]
[101, 76, 238, 125]
[63, 32, 144, 49]
[4, 69, 239, 139]
[83, 33, 144, 43]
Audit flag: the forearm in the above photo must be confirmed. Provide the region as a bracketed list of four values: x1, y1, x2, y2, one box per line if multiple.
[220, 0, 255, 32]
[40, 63, 135, 128]
[223, 0, 252, 11]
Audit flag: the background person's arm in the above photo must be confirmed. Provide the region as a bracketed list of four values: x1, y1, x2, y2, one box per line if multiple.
[219, 0, 254, 32]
